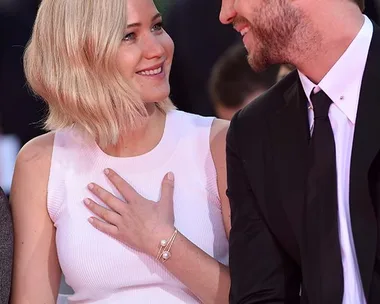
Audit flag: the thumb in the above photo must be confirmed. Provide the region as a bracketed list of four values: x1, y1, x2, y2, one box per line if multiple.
[159, 172, 175, 209]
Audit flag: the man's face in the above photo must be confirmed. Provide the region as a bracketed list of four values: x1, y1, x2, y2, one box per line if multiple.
[220, 0, 303, 71]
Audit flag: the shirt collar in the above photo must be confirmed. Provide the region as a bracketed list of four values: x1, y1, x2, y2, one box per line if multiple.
[298, 15, 373, 124]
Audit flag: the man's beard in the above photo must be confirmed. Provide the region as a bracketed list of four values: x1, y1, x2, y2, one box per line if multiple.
[237, 0, 303, 72]
[247, 37, 272, 72]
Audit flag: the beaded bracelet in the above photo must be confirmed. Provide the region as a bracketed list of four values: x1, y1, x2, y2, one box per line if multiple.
[156, 229, 178, 263]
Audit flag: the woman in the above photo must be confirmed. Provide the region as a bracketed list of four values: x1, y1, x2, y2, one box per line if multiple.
[11, 0, 231, 303]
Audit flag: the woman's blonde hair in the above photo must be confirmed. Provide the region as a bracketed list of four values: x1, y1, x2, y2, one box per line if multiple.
[24, 0, 173, 147]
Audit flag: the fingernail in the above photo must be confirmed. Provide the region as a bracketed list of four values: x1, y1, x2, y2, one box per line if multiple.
[88, 218, 94, 223]
[84, 199, 91, 206]
[88, 183, 94, 190]
[167, 172, 174, 181]
[104, 169, 110, 175]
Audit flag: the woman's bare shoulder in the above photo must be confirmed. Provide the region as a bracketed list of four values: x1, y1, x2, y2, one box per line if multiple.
[16, 132, 55, 167]
[11, 132, 56, 203]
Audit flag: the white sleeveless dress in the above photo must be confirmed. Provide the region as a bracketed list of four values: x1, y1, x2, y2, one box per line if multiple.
[48, 110, 229, 303]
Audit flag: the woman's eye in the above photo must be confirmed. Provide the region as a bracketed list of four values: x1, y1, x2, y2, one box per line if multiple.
[152, 22, 163, 32]
[123, 32, 136, 42]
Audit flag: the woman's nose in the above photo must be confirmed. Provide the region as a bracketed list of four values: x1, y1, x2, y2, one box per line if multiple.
[141, 35, 165, 59]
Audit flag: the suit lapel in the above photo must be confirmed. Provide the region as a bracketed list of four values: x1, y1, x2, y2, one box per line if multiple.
[267, 76, 310, 245]
[350, 24, 380, 298]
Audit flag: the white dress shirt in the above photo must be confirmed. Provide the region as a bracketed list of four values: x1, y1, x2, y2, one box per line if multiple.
[298, 15, 373, 304]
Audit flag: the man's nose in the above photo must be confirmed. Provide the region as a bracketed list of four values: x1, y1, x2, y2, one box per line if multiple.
[219, 0, 237, 25]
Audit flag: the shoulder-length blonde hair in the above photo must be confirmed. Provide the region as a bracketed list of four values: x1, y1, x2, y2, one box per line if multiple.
[24, 0, 173, 147]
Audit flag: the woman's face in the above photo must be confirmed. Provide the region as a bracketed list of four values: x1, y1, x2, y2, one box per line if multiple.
[117, 0, 174, 103]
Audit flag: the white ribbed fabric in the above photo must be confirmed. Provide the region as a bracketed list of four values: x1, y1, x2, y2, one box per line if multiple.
[47, 110, 229, 304]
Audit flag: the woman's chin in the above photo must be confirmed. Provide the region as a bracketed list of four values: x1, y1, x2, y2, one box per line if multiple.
[141, 91, 170, 104]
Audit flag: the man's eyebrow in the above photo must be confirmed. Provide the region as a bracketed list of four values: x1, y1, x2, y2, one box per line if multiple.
[126, 13, 162, 28]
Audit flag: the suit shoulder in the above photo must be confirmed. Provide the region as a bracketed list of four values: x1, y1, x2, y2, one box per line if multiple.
[238, 69, 298, 122]
[231, 70, 298, 130]
[229, 69, 298, 141]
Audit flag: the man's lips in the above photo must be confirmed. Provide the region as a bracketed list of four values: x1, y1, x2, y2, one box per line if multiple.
[234, 24, 251, 37]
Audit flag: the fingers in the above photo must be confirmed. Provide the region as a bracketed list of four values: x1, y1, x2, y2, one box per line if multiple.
[84, 198, 121, 226]
[88, 183, 126, 215]
[159, 172, 175, 206]
[104, 169, 138, 202]
[88, 217, 119, 237]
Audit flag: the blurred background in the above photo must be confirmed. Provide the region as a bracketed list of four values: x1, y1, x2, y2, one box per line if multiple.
[0, 0, 379, 194]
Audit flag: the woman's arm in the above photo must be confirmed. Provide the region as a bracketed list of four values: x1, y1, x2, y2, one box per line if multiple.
[153, 220, 230, 304]
[10, 133, 61, 304]
[158, 118, 231, 303]
[210, 118, 231, 238]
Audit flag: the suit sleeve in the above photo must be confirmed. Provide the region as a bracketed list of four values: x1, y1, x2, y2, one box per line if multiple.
[227, 113, 300, 304]
[0, 188, 13, 304]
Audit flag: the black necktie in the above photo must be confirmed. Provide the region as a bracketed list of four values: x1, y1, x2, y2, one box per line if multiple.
[304, 89, 344, 303]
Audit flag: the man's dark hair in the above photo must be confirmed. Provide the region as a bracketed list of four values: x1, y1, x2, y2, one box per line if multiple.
[209, 43, 279, 109]
[353, 0, 365, 11]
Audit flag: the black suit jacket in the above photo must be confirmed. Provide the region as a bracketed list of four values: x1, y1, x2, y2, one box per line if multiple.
[227, 24, 380, 304]
[0, 188, 13, 304]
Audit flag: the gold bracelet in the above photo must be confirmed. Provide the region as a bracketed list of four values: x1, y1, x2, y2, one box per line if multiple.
[161, 229, 178, 263]
[156, 228, 178, 262]
[156, 229, 176, 260]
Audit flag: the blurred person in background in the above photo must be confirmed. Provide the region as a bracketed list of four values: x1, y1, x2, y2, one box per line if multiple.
[11, 0, 231, 303]
[164, 0, 240, 116]
[209, 43, 279, 120]
[220, 0, 380, 302]
[277, 63, 295, 82]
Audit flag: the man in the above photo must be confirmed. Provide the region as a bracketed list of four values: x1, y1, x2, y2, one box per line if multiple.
[209, 43, 279, 120]
[0, 187, 13, 304]
[220, 0, 380, 303]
